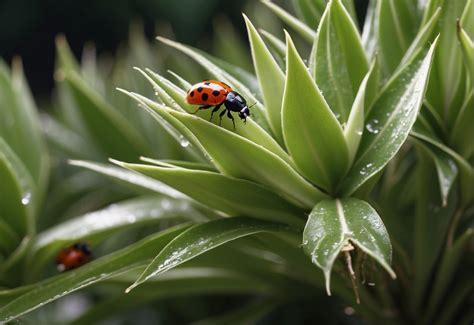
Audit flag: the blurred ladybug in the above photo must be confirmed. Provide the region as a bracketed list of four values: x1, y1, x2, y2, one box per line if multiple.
[186, 80, 251, 129]
[56, 242, 92, 272]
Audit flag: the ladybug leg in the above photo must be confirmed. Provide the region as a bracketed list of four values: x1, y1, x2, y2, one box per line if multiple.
[227, 110, 236, 130]
[209, 103, 222, 122]
[218, 109, 226, 126]
[191, 105, 211, 114]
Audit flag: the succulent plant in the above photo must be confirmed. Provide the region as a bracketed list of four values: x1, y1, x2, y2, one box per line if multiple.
[1, 0, 473, 323]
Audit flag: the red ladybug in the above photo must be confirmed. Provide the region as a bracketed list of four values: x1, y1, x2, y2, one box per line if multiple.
[56, 242, 92, 272]
[186, 80, 251, 129]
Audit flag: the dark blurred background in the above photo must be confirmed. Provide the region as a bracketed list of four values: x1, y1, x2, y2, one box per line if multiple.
[0, 0, 367, 100]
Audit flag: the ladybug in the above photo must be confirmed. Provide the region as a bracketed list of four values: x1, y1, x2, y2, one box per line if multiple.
[56, 242, 92, 272]
[186, 80, 251, 129]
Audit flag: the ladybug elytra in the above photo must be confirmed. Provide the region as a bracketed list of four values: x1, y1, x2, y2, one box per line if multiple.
[56, 242, 92, 272]
[186, 80, 251, 129]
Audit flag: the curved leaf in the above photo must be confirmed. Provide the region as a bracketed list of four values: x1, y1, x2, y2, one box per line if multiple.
[283, 33, 349, 192]
[340, 38, 438, 196]
[412, 138, 458, 206]
[125, 217, 297, 292]
[244, 15, 285, 144]
[377, 0, 418, 75]
[73, 267, 279, 325]
[261, 0, 315, 42]
[361, 0, 378, 61]
[156, 37, 269, 129]
[425, 229, 473, 323]
[0, 138, 36, 236]
[312, 0, 369, 123]
[166, 110, 326, 208]
[303, 198, 395, 295]
[29, 197, 197, 275]
[0, 226, 189, 322]
[0, 63, 47, 189]
[399, 7, 441, 68]
[450, 91, 474, 158]
[130, 71, 293, 169]
[114, 162, 304, 226]
[62, 70, 149, 160]
[69, 160, 186, 199]
[344, 59, 377, 165]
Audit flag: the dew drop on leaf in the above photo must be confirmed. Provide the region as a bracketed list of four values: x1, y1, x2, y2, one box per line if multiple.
[179, 135, 190, 147]
[21, 192, 31, 205]
[365, 119, 380, 134]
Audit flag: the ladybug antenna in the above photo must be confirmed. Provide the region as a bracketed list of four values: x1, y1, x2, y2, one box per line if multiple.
[248, 102, 256, 108]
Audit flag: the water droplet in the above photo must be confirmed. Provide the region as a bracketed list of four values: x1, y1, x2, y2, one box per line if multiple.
[179, 135, 190, 147]
[365, 119, 380, 134]
[356, 130, 363, 135]
[21, 192, 31, 205]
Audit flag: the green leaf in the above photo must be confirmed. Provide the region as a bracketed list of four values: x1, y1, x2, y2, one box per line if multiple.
[461, 0, 473, 36]
[283, 33, 349, 192]
[412, 138, 458, 206]
[0, 138, 36, 236]
[340, 38, 438, 196]
[0, 63, 48, 189]
[41, 114, 103, 161]
[114, 162, 304, 226]
[55, 35, 80, 72]
[167, 70, 192, 90]
[303, 198, 395, 295]
[0, 220, 19, 255]
[166, 110, 326, 208]
[116, 89, 208, 160]
[0, 226, 189, 322]
[130, 74, 294, 168]
[244, 14, 285, 144]
[125, 217, 296, 292]
[69, 160, 186, 199]
[157, 37, 269, 129]
[411, 131, 474, 206]
[258, 30, 286, 70]
[29, 196, 197, 275]
[450, 91, 474, 158]
[399, 7, 441, 68]
[261, 0, 315, 42]
[292, 0, 325, 27]
[411, 147, 458, 311]
[457, 20, 474, 86]
[311, 0, 369, 123]
[344, 59, 377, 165]
[62, 70, 150, 161]
[134, 67, 185, 112]
[141, 157, 216, 172]
[426, 0, 468, 121]
[73, 267, 279, 325]
[361, 0, 378, 61]
[377, 0, 418, 75]
[424, 229, 473, 323]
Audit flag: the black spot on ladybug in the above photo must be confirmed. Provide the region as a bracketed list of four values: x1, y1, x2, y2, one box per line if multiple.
[202, 93, 209, 101]
[204, 82, 211, 85]
[190, 91, 195, 97]
[212, 90, 220, 96]
[197, 87, 203, 92]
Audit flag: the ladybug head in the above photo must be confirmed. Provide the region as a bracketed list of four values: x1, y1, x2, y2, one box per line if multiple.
[238, 107, 250, 121]
[73, 242, 91, 255]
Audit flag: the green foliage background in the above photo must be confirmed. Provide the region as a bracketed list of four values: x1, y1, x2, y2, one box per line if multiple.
[0, 0, 473, 324]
